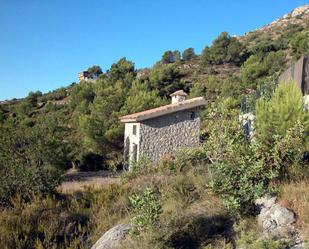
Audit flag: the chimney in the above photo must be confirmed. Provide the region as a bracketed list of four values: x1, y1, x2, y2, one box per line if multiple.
[170, 90, 188, 104]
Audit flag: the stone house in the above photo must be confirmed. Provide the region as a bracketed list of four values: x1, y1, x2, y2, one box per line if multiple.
[119, 90, 206, 165]
[78, 71, 90, 81]
[78, 70, 98, 82]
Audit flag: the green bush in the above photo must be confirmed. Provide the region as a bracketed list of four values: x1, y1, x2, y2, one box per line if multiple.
[201, 32, 247, 65]
[241, 51, 284, 83]
[0, 119, 70, 205]
[129, 187, 162, 235]
[182, 48, 197, 61]
[290, 31, 309, 59]
[208, 120, 306, 214]
[0, 106, 5, 123]
[256, 82, 308, 147]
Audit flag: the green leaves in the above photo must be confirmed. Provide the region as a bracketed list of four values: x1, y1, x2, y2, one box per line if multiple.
[255, 82, 308, 147]
[0, 118, 68, 205]
[129, 187, 162, 235]
[291, 30, 309, 59]
[182, 48, 196, 61]
[201, 32, 246, 65]
[240, 51, 285, 83]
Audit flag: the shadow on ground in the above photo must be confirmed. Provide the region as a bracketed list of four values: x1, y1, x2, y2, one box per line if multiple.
[167, 215, 233, 249]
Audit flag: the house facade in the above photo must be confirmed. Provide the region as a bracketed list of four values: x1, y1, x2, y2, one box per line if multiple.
[78, 71, 90, 81]
[78, 71, 99, 82]
[119, 90, 206, 164]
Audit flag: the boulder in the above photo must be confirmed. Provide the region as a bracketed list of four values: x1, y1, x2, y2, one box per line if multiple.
[255, 195, 304, 248]
[91, 224, 132, 249]
[255, 196, 277, 209]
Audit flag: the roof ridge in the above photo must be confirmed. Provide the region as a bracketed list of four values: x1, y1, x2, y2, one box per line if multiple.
[119, 97, 206, 122]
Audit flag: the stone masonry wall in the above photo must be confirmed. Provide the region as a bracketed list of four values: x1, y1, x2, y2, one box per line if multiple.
[139, 108, 200, 163]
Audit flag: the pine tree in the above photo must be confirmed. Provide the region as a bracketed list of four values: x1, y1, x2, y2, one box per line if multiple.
[255, 82, 308, 146]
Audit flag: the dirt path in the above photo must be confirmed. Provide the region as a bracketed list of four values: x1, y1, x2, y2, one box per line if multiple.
[58, 169, 122, 193]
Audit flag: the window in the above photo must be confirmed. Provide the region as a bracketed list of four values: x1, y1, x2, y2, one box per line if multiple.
[133, 125, 137, 135]
[190, 111, 196, 120]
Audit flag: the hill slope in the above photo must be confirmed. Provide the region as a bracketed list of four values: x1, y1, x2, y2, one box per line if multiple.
[0, 5, 308, 249]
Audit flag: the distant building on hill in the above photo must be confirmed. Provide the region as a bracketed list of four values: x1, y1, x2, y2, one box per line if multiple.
[78, 71, 98, 82]
[78, 71, 90, 81]
[119, 90, 206, 167]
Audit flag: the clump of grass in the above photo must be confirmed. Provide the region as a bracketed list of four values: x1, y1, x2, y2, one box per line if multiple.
[279, 181, 309, 238]
[0, 194, 89, 249]
[88, 183, 132, 244]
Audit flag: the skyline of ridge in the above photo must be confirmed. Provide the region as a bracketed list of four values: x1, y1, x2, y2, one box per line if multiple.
[1, 0, 308, 101]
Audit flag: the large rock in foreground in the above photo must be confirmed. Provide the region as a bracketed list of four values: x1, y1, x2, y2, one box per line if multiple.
[255, 196, 305, 248]
[255, 196, 295, 236]
[91, 224, 132, 249]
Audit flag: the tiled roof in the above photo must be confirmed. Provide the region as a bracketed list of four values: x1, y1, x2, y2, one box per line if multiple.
[119, 97, 206, 123]
[170, 90, 188, 96]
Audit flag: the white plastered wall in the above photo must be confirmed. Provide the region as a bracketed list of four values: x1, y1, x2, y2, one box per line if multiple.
[124, 122, 141, 162]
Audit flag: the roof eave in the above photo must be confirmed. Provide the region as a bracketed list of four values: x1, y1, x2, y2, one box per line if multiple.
[119, 99, 206, 123]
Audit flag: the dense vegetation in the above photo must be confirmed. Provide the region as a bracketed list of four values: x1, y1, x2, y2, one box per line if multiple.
[0, 9, 308, 249]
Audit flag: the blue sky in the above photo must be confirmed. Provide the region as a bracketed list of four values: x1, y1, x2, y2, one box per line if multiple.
[0, 0, 308, 100]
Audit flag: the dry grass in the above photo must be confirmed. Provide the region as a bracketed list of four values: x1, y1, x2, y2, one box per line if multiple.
[58, 169, 120, 193]
[279, 180, 309, 238]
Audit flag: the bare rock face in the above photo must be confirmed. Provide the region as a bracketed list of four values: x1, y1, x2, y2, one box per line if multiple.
[91, 224, 132, 249]
[291, 5, 309, 17]
[255, 196, 305, 248]
[256, 196, 295, 235]
[257, 5, 309, 32]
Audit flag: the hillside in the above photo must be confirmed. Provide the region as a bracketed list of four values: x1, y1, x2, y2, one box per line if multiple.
[0, 5, 308, 249]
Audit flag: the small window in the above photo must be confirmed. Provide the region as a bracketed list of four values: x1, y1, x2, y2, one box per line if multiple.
[190, 111, 196, 120]
[132, 125, 137, 135]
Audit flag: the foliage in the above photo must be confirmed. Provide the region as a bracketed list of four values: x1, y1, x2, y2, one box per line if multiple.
[182, 48, 197, 61]
[241, 74, 278, 113]
[0, 118, 70, 205]
[119, 80, 167, 115]
[27, 91, 42, 107]
[0, 106, 4, 123]
[129, 187, 162, 235]
[234, 221, 293, 249]
[69, 82, 95, 111]
[148, 63, 183, 96]
[15, 101, 32, 116]
[107, 57, 135, 83]
[41, 87, 68, 102]
[205, 99, 306, 214]
[201, 32, 247, 65]
[173, 50, 181, 62]
[240, 51, 284, 83]
[87, 65, 103, 77]
[1, 14, 309, 248]
[161, 50, 175, 64]
[255, 82, 308, 146]
[0, 194, 90, 249]
[290, 31, 309, 59]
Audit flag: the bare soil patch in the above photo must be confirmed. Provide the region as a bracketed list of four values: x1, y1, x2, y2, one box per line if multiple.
[58, 169, 122, 193]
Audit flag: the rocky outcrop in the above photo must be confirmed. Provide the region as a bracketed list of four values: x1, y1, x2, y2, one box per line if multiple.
[255, 196, 305, 248]
[257, 5, 309, 32]
[91, 224, 132, 249]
